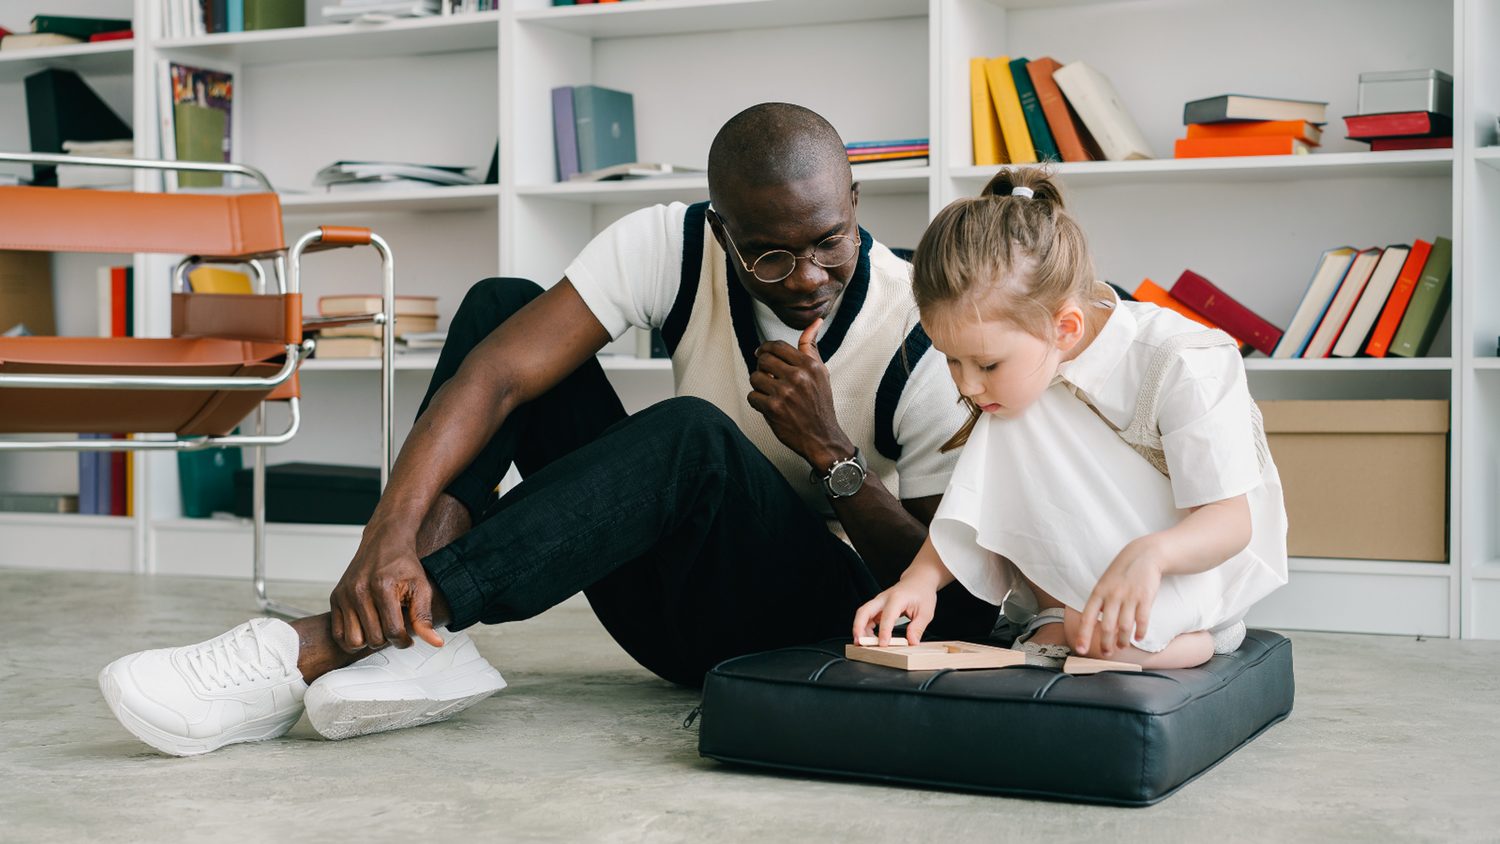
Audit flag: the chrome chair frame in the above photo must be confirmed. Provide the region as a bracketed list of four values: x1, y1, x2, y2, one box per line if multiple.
[0, 154, 396, 619]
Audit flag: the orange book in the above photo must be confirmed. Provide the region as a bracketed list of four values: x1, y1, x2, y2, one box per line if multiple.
[1174, 137, 1312, 158]
[1027, 57, 1096, 162]
[1134, 279, 1226, 332]
[1185, 120, 1322, 146]
[1365, 239, 1433, 357]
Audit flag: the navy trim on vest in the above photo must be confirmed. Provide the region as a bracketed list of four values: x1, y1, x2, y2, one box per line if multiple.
[662, 201, 710, 355]
[873, 322, 933, 462]
[725, 225, 875, 376]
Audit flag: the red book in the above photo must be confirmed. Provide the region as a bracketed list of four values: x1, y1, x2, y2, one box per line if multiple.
[1369, 137, 1452, 151]
[89, 30, 133, 42]
[110, 438, 126, 517]
[1174, 137, 1311, 158]
[1344, 112, 1452, 139]
[1168, 270, 1283, 356]
[110, 267, 128, 338]
[1365, 239, 1433, 357]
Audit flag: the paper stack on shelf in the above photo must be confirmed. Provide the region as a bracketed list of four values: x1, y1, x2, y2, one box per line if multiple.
[324, 0, 441, 22]
[568, 162, 701, 182]
[314, 161, 479, 192]
[400, 331, 446, 352]
[58, 139, 135, 189]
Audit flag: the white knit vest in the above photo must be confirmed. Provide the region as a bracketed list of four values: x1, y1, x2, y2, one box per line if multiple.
[664, 202, 924, 517]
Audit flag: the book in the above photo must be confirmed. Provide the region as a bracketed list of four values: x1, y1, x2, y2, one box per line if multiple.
[1388, 236, 1453, 358]
[167, 64, 233, 189]
[89, 30, 135, 42]
[1302, 247, 1382, 359]
[229, 0, 245, 32]
[983, 57, 1036, 164]
[400, 330, 446, 349]
[1365, 240, 1433, 357]
[0, 250, 56, 337]
[1, 33, 83, 50]
[1174, 137, 1312, 158]
[1185, 120, 1323, 145]
[245, 0, 305, 30]
[187, 266, 252, 293]
[315, 336, 385, 358]
[552, 86, 579, 181]
[1052, 61, 1155, 161]
[79, 436, 99, 515]
[1344, 111, 1452, 139]
[319, 315, 439, 339]
[568, 161, 700, 182]
[324, 0, 441, 21]
[1331, 245, 1410, 358]
[23, 69, 133, 186]
[970, 58, 1005, 166]
[1009, 57, 1060, 162]
[1273, 247, 1356, 358]
[1027, 57, 1099, 163]
[319, 294, 438, 316]
[1184, 95, 1327, 125]
[846, 150, 929, 163]
[844, 144, 928, 155]
[1368, 137, 1452, 151]
[111, 438, 126, 517]
[573, 85, 636, 173]
[96, 434, 111, 516]
[315, 161, 477, 187]
[0, 494, 79, 514]
[31, 15, 131, 40]
[111, 266, 129, 337]
[1133, 279, 1226, 332]
[845, 139, 928, 149]
[96, 267, 112, 337]
[1169, 270, 1283, 356]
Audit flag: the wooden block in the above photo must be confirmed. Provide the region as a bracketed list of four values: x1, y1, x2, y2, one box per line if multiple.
[844, 641, 1026, 671]
[855, 636, 908, 647]
[1063, 656, 1143, 675]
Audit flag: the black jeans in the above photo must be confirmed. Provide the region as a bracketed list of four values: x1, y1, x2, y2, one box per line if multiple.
[417, 278, 995, 687]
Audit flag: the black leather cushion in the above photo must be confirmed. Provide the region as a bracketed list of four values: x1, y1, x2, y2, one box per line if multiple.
[699, 630, 1293, 806]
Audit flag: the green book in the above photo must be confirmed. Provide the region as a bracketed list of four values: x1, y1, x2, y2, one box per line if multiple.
[244, 0, 304, 31]
[178, 447, 243, 518]
[174, 103, 225, 188]
[1009, 56, 1060, 163]
[573, 85, 636, 174]
[30, 16, 131, 40]
[1389, 235, 1452, 358]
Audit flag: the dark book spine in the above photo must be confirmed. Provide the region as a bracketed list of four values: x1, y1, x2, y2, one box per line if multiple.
[31, 16, 132, 39]
[552, 86, 578, 181]
[1183, 96, 1230, 125]
[1389, 237, 1453, 358]
[1169, 270, 1284, 356]
[1010, 58, 1060, 162]
[23, 70, 61, 186]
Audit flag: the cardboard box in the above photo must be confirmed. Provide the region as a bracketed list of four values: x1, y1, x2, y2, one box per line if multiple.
[0, 250, 54, 336]
[1260, 400, 1448, 562]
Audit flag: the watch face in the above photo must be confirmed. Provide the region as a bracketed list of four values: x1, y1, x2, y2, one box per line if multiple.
[829, 462, 864, 496]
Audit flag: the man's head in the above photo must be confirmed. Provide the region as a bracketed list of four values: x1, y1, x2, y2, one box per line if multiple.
[706, 103, 861, 331]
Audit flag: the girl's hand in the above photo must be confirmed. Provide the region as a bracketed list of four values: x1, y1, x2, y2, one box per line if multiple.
[1073, 535, 1167, 658]
[852, 536, 954, 646]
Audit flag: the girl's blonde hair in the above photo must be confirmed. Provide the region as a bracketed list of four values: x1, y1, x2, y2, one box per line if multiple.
[912, 167, 1101, 451]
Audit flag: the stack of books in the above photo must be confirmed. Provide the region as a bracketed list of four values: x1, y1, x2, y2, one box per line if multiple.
[162, 0, 303, 37]
[847, 139, 928, 169]
[1174, 95, 1327, 158]
[1345, 70, 1453, 152]
[314, 294, 440, 358]
[1274, 237, 1452, 359]
[1133, 274, 1282, 357]
[0, 15, 132, 50]
[970, 56, 1151, 164]
[314, 161, 479, 192]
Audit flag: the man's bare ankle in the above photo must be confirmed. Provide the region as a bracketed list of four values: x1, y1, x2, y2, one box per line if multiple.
[289, 614, 368, 685]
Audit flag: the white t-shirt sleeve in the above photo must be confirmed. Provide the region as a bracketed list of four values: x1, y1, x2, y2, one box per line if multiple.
[890, 346, 966, 499]
[562, 202, 688, 340]
[1157, 344, 1263, 509]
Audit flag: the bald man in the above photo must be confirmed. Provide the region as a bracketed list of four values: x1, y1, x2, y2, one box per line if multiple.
[97, 104, 997, 757]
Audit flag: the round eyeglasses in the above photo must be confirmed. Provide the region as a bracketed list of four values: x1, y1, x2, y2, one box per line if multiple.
[722, 226, 861, 284]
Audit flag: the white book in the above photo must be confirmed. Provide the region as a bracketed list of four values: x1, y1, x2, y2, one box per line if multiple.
[1303, 248, 1382, 359]
[1272, 247, 1356, 358]
[1332, 246, 1411, 358]
[97, 267, 113, 338]
[156, 59, 178, 192]
[1052, 61, 1155, 161]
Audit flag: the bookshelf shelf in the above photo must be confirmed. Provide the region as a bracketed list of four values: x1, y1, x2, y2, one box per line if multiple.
[1242, 357, 1453, 372]
[514, 0, 925, 38]
[280, 184, 501, 214]
[1472, 358, 1500, 370]
[0, 40, 135, 84]
[517, 167, 930, 205]
[1474, 146, 1500, 170]
[153, 14, 501, 66]
[948, 150, 1453, 189]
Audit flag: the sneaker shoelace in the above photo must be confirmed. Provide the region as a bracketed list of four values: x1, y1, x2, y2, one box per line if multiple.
[184, 619, 294, 691]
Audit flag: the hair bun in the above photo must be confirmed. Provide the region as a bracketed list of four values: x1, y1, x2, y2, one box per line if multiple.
[980, 166, 1064, 208]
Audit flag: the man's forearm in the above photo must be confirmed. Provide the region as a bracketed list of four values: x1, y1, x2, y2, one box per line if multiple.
[827, 475, 929, 589]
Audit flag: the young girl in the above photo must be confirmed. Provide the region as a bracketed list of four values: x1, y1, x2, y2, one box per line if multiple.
[854, 169, 1287, 669]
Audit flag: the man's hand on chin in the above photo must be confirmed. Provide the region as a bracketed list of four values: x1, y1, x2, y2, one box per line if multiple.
[746, 318, 856, 473]
[329, 516, 446, 654]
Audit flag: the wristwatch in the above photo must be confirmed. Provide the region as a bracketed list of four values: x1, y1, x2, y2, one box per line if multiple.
[811, 448, 867, 498]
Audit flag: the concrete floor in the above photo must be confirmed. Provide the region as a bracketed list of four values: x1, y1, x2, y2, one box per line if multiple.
[2, 570, 1498, 843]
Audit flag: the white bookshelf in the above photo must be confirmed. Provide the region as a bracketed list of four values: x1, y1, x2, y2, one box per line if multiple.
[0, 0, 1491, 640]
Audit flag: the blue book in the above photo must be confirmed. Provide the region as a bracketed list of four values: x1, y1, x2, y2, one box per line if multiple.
[845, 138, 928, 149]
[78, 436, 98, 515]
[573, 85, 636, 174]
[228, 0, 244, 32]
[552, 86, 579, 182]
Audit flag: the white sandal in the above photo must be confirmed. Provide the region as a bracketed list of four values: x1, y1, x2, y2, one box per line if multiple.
[1009, 607, 1072, 668]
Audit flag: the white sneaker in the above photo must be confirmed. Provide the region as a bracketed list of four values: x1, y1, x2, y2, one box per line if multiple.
[304, 628, 505, 741]
[98, 618, 307, 757]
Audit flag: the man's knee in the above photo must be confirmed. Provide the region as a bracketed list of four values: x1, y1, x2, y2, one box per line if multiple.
[645, 397, 739, 443]
[453, 277, 545, 331]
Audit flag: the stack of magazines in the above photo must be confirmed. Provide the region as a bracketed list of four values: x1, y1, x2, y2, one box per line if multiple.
[314, 161, 479, 192]
[324, 0, 440, 22]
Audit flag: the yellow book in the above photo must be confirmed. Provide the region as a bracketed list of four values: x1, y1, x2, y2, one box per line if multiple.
[984, 56, 1037, 164]
[970, 57, 1005, 166]
[188, 266, 253, 294]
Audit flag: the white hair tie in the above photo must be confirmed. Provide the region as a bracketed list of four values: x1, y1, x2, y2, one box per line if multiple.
[1011, 186, 1034, 198]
